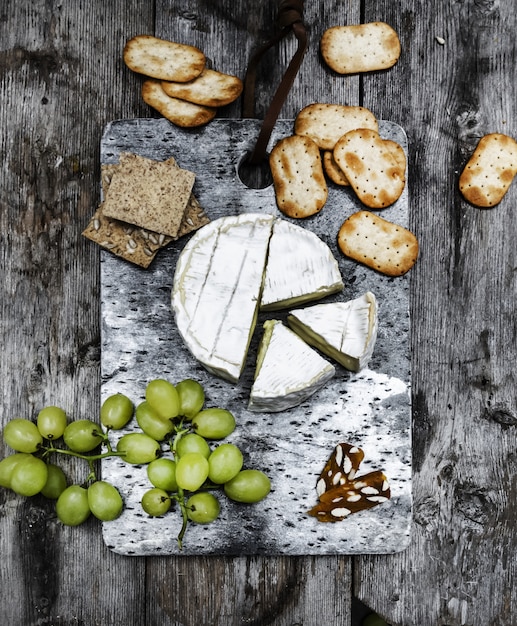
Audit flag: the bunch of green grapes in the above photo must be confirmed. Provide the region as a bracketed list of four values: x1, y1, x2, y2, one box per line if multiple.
[0, 378, 271, 548]
[134, 379, 271, 546]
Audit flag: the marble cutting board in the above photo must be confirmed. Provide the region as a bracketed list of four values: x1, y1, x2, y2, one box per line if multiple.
[99, 117, 412, 556]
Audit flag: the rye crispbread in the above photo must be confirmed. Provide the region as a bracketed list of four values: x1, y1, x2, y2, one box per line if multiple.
[142, 80, 216, 128]
[320, 22, 401, 75]
[123, 35, 205, 82]
[161, 68, 243, 107]
[294, 103, 378, 151]
[333, 129, 406, 208]
[459, 133, 517, 207]
[337, 210, 418, 276]
[269, 135, 328, 218]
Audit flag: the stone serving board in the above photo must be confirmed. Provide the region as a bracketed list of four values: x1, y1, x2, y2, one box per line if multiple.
[99, 117, 412, 556]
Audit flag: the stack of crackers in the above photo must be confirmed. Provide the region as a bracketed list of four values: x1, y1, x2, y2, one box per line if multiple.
[123, 35, 243, 128]
[82, 153, 210, 268]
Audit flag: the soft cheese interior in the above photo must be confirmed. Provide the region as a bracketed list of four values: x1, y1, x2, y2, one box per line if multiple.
[171, 213, 345, 386]
[248, 320, 336, 412]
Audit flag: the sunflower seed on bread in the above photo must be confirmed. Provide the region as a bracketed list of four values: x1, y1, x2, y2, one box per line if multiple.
[459, 133, 517, 207]
[161, 68, 243, 107]
[124, 35, 205, 82]
[269, 135, 328, 218]
[333, 128, 406, 209]
[142, 79, 216, 128]
[320, 22, 401, 75]
[338, 210, 418, 276]
[294, 103, 378, 151]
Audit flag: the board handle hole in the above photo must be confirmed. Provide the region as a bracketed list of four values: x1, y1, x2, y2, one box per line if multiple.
[237, 151, 273, 189]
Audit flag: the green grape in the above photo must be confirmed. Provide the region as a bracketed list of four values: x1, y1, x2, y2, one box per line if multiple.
[116, 432, 161, 464]
[40, 463, 67, 499]
[37, 406, 67, 440]
[56, 485, 91, 526]
[208, 443, 243, 484]
[100, 393, 134, 430]
[147, 458, 178, 491]
[187, 492, 220, 524]
[145, 379, 180, 420]
[3, 418, 43, 453]
[0, 453, 33, 489]
[175, 433, 210, 459]
[10, 456, 49, 497]
[176, 379, 205, 419]
[174, 452, 209, 491]
[63, 419, 104, 453]
[136, 401, 174, 441]
[223, 469, 271, 503]
[192, 408, 236, 440]
[87, 480, 123, 521]
[141, 488, 171, 516]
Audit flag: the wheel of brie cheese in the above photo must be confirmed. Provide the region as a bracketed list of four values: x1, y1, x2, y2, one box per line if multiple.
[287, 292, 378, 372]
[248, 320, 336, 412]
[171, 212, 344, 383]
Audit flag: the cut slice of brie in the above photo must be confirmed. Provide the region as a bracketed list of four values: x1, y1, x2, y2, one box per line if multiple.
[260, 218, 343, 311]
[287, 292, 378, 372]
[248, 320, 335, 412]
[172, 213, 275, 382]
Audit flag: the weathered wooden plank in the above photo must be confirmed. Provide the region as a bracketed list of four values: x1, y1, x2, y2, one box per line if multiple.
[357, 1, 517, 624]
[0, 1, 153, 625]
[148, 1, 361, 625]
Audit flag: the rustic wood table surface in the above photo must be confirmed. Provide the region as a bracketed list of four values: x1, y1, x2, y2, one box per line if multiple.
[1, 1, 516, 625]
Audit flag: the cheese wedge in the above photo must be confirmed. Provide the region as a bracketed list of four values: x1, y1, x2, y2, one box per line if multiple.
[249, 320, 335, 412]
[260, 218, 343, 311]
[172, 213, 274, 382]
[287, 292, 378, 372]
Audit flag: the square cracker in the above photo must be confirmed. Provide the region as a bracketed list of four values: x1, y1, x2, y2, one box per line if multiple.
[82, 160, 210, 268]
[102, 153, 195, 237]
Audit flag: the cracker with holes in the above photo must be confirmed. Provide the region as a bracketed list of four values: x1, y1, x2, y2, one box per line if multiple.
[269, 135, 328, 218]
[161, 68, 243, 107]
[459, 133, 517, 207]
[320, 22, 401, 74]
[142, 80, 217, 128]
[338, 210, 418, 276]
[294, 103, 378, 151]
[333, 128, 406, 208]
[124, 35, 206, 82]
[323, 150, 350, 186]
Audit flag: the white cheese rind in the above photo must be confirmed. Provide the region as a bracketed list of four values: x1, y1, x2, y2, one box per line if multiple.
[172, 213, 275, 382]
[287, 292, 378, 372]
[260, 218, 343, 311]
[248, 320, 335, 412]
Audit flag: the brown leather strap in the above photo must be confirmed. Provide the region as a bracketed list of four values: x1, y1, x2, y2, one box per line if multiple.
[242, 0, 308, 165]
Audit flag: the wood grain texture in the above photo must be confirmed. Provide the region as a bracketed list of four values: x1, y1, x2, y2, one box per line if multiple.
[357, 0, 517, 624]
[2, 0, 517, 624]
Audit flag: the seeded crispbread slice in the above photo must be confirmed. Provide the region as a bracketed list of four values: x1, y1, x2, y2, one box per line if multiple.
[459, 133, 517, 207]
[294, 103, 378, 151]
[142, 79, 217, 128]
[82, 160, 210, 267]
[337, 210, 418, 276]
[161, 68, 243, 107]
[269, 135, 328, 218]
[123, 35, 205, 82]
[102, 153, 195, 238]
[321, 22, 401, 75]
[333, 128, 406, 208]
